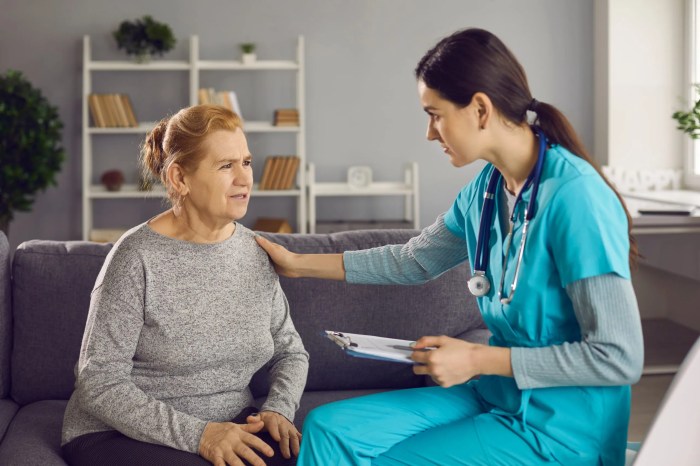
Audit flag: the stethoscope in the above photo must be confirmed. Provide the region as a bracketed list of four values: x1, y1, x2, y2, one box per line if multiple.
[467, 126, 547, 305]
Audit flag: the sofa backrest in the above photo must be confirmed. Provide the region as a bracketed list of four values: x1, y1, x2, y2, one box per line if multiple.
[0, 232, 11, 398]
[8, 230, 483, 405]
[10, 240, 112, 405]
[252, 230, 482, 394]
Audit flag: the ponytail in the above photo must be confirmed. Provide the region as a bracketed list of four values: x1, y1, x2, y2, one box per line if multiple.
[532, 102, 639, 269]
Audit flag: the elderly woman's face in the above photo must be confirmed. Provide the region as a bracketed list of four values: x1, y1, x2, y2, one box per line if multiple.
[184, 128, 253, 223]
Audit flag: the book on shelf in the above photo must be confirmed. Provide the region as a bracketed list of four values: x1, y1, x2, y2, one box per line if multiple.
[267, 156, 286, 189]
[273, 108, 299, 126]
[258, 157, 275, 190]
[257, 155, 300, 190]
[252, 218, 293, 234]
[198, 87, 243, 119]
[88, 93, 138, 128]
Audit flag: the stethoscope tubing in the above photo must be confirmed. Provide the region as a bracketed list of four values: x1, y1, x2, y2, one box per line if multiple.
[469, 126, 547, 299]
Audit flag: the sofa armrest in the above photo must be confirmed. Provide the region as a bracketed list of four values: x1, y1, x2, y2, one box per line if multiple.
[0, 398, 19, 443]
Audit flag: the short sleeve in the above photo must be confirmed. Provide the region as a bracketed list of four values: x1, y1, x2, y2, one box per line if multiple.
[546, 175, 630, 286]
[443, 191, 467, 238]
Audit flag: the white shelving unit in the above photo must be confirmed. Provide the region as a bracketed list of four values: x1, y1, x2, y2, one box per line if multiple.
[307, 163, 420, 234]
[82, 35, 307, 240]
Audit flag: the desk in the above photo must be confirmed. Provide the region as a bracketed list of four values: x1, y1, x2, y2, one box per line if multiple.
[623, 190, 700, 235]
[622, 192, 700, 374]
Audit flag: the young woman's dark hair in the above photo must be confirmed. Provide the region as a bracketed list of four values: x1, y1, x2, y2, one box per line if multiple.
[415, 28, 638, 268]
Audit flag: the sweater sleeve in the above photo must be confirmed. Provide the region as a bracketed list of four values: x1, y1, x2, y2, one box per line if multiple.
[511, 273, 644, 389]
[343, 214, 469, 285]
[75, 286, 208, 453]
[260, 281, 309, 422]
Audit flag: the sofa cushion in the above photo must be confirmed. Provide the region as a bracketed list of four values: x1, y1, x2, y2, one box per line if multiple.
[0, 398, 19, 444]
[257, 230, 484, 392]
[0, 400, 67, 465]
[0, 232, 11, 398]
[11, 241, 112, 405]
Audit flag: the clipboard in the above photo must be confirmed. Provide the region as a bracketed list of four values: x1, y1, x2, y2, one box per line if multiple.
[324, 330, 431, 364]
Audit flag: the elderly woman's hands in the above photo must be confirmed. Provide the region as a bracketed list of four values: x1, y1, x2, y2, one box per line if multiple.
[247, 411, 302, 459]
[199, 419, 273, 466]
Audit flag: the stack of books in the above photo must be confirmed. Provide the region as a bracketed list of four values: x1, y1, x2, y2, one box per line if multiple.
[198, 88, 242, 118]
[252, 218, 293, 233]
[273, 108, 299, 126]
[258, 155, 301, 190]
[88, 94, 138, 128]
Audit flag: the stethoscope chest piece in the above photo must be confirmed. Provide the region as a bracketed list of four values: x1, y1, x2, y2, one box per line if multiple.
[467, 271, 490, 297]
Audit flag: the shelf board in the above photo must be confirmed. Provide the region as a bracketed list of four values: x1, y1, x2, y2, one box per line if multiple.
[87, 60, 190, 71]
[89, 185, 166, 198]
[87, 121, 298, 134]
[198, 60, 298, 70]
[311, 182, 415, 196]
[253, 185, 301, 196]
[244, 121, 300, 133]
[88, 122, 155, 134]
[89, 184, 300, 198]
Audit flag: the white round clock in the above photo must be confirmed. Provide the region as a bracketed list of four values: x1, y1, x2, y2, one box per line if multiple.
[347, 166, 372, 188]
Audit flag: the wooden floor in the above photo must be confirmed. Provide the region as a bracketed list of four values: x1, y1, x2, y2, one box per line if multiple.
[628, 318, 699, 441]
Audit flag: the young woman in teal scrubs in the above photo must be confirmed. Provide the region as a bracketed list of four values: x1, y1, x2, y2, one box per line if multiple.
[256, 28, 643, 466]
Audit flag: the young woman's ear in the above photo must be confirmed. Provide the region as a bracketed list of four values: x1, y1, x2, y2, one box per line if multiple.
[167, 163, 189, 197]
[471, 92, 493, 130]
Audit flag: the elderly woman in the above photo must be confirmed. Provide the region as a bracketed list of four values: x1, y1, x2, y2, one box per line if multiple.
[61, 105, 309, 466]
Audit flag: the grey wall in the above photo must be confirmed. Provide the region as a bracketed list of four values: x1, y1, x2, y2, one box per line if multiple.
[1, 0, 593, 252]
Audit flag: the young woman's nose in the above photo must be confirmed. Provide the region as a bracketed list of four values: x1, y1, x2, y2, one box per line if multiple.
[426, 119, 439, 141]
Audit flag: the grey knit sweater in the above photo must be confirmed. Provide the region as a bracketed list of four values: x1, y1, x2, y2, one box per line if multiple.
[61, 223, 309, 453]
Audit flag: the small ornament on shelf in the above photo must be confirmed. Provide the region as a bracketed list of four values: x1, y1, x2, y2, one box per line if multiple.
[240, 42, 256, 65]
[100, 169, 125, 191]
[347, 166, 373, 189]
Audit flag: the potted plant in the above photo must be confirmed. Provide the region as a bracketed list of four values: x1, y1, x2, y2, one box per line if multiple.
[100, 169, 125, 191]
[0, 69, 65, 235]
[240, 42, 256, 65]
[672, 84, 700, 139]
[113, 15, 176, 63]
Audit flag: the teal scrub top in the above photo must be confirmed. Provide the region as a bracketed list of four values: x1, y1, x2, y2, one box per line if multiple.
[444, 144, 632, 465]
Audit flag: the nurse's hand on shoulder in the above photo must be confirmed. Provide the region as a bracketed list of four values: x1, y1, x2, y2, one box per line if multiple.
[199, 419, 273, 466]
[247, 411, 302, 459]
[411, 336, 513, 387]
[255, 236, 299, 277]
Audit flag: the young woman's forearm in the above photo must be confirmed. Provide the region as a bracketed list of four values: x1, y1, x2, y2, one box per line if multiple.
[294, 253, 346, 280]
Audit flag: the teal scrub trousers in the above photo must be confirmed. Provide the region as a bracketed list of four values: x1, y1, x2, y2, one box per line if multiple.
[297, 384, 558, 466]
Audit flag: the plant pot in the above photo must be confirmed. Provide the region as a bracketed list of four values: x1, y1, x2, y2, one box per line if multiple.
[132, 52, 151, 64]
[242, 53, 256, 65]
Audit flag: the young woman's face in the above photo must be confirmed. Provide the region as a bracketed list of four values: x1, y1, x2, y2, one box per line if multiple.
[184, 128, 253, 223]
[418, 80, 483, 167]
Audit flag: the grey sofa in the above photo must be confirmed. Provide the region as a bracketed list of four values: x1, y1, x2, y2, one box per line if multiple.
[0, 229, 489, 465]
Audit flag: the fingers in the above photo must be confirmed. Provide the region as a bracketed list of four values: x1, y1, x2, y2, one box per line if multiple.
[291, 430, 301, 457]
[240, 420, 265, 434]
[246, 413, 265, 427]
[412, 335, 446, 349]
[233, 443, 268, 466]
[259, 411, 300, 459]
[241, 430, 275, 458]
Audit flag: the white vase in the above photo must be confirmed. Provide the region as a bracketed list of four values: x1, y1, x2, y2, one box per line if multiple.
[242, 53, 256, 65]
